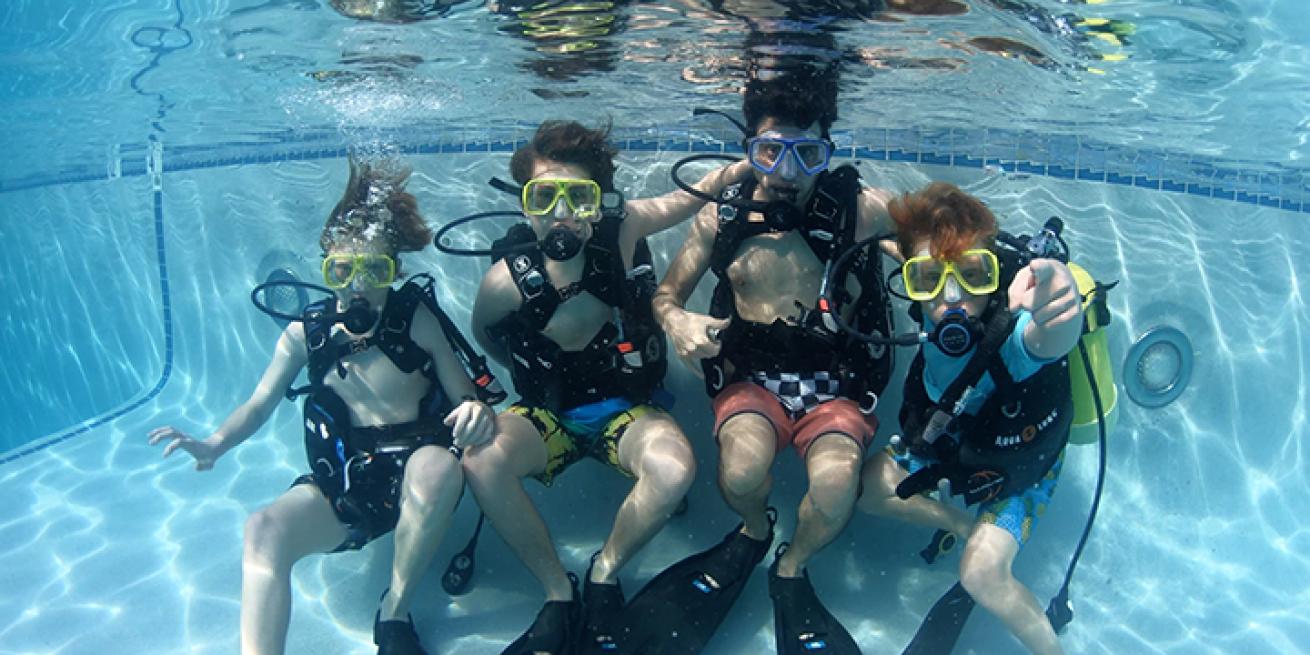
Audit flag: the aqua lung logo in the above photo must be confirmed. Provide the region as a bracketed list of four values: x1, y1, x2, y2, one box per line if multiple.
[995, 406, 1060, 447]
[969, 469, 1005, 502]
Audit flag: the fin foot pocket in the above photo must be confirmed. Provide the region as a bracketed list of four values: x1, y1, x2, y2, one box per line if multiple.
[768, 554, 860, 655]
[503, 575, 581, 655]
[582, 554, 626, 654]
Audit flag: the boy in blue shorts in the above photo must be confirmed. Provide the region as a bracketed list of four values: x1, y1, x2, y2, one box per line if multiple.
[857, 182, 1083, 655]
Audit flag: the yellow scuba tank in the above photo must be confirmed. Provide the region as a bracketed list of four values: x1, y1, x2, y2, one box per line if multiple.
[1067, 262, 1118, 445]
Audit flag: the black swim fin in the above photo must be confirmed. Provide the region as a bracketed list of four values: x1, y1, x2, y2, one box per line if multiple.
[901, 582, 975, 655]
[768, 547, 860, 655]
[619, 509, 776, 654]
[503, 573, 581, 655]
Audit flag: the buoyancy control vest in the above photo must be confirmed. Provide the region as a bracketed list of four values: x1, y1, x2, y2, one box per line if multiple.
[896, 248, 1071, 505]
[701, 164, 894, 411]
[292, 275, 505, 521]
[485, 212, 668, 412]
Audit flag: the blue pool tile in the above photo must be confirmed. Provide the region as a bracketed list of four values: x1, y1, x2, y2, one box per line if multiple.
[1235, 192, 1259, 204]
[1185, 183, 1213, 197]
[889, 149, 918, 162]
[660, 139, 690, 152]
[489, 140, 515, 152]
[1133, 176, 1161, 190]
[690, 140, 721, 152]
[832, 146, 854, 159]
[627, 138, 659, 151]
[1161, 179, 1185, 192]
[1047, 165, 1075, 179]
[855, 147, 887, 160]
[1076, 168, 1106, 181]
[921, 152, 951, 165]
[954, 155, 983, 168]
[1106, 171, 1133, 185]
[1280, 199, 1301, 212]
[1259, 196, 1281, 208]
[1213, 188, 1236, 200]
[440, 142, 463, 153]
[1018, 161, 1046, 175]
[465, 142, 489, 152]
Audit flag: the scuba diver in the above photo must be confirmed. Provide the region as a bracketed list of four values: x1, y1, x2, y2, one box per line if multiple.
[854, 182, 1083, 655]
[644, 69, 896, 655]
[457, 120, 750, 655]
[148, 156, 501, 655]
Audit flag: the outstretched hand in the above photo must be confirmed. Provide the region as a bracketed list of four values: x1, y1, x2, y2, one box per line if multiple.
[148, 426, 221, 471]
[445, 400, 495, 449]
[1008, 258, 1081, 329]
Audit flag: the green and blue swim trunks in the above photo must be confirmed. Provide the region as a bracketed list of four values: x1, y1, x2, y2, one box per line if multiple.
[510, 396, 663, 486]
[890, 446, 1065, 547]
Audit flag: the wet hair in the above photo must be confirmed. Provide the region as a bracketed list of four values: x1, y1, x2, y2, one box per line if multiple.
[890, 182, 998, 261]
[742, 68, 839, 138]
[510, 120, 618, 193]
[320, 155, 432, 256]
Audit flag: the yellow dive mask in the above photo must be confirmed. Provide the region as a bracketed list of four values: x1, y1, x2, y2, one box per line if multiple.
[902, 248, 1000, 301]
[522, 177, 602, 220]
[322, 253, 397, 289]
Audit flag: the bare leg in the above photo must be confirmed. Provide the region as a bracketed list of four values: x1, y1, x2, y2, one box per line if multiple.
[379, 445, 464, 619]
[590, 411, 696, 583]
[241, 484, 348, 655]
[855, 450, 974, 538]
[959, 524, 1064, 655]
[716, 413, 777, 540]
[775, 434, 862, 577]
[462, 412, 573, 601]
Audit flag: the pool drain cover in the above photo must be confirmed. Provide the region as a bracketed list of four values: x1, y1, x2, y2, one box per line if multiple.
[1123, 326, 1193, 408]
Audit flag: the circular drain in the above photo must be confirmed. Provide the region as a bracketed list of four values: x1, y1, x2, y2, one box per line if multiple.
[1123, 326, 1193, 408]
[261, 268, 309, 328]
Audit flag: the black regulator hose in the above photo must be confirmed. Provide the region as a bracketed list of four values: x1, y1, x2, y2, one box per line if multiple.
[250, 279, 335, 323]
[820, 232, 922, 347]
[670, 153, 743, 204]
[1046, 336, 1108, 633]
[433, 210, 529, 257]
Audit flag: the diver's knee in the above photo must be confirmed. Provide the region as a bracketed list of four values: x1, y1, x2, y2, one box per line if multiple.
[404, 447, 463, 510]
[243, 509, 297, 572]
[856, 453, 900, 514]
[958, 551, 1009, 600]
[460, 438, 510, 482]
[720, 457, 768, 497]
[636, 433, 696, 494]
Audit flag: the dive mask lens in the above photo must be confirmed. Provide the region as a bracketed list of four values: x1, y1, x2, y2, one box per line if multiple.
[357, 254, 397, 288]
[953, 249, 1000, 295]
[524, 180, 561, 215]
[323, 255, 356, 289]
[747, 138, 786, 173]
[903, 256, 947, 301]
[792, 140, 832, 174]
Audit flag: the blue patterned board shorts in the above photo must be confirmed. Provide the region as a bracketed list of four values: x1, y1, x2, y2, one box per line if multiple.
[889, 446, 1065, 547]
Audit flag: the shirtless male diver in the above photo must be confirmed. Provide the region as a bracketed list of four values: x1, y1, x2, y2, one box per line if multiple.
[462, 120, 750, 655]
[646, 71, 897, 653]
